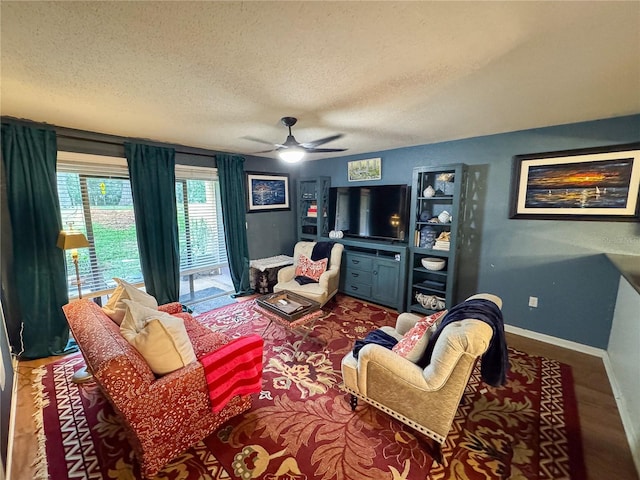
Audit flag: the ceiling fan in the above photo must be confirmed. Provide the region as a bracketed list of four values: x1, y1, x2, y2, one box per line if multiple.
[245, 117, 347, 162]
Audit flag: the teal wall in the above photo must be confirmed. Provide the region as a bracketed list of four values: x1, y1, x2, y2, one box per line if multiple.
[243, 157, 301, 261]
[297, 114, 640, 348]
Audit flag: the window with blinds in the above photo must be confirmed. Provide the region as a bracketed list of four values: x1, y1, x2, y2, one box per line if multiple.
[56, 153, 232, 303]
[175, 166, 231, 303]
[57, 152, 143, 298]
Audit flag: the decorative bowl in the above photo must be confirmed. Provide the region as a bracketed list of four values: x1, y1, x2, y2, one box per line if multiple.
[421, 257, 446, 271]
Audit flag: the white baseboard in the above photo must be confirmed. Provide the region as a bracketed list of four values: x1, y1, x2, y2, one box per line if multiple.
[602, 352, 640, 476]
[505, 324, 639, 476]
[505, 324, 606, 357]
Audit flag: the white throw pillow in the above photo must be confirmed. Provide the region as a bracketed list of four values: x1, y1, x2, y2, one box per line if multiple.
[120, 299, 196, 376]
[102, 278, 158, 325]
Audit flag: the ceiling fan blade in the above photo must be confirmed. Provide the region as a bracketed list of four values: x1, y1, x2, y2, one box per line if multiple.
[243, 135, 277, 146]
[303, 147, 348, 153]
[300, 134, 344, 149]
[247, 119, 347, 156]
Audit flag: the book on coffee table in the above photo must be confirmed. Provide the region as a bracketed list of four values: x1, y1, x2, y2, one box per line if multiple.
[274, 298, 304, 314]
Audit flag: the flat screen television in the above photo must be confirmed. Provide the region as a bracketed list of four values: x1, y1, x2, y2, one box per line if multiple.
[328, 184, 410, 242]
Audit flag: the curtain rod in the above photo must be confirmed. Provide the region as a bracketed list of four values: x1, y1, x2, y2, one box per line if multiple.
[57, 131, 220, 159]
[2, 116, 223, 158]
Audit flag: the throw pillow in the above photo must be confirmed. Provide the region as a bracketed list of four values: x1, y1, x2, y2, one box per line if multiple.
[102, 278, 158, 325]
[392, 310, 447, 363]
[120, 299, 196, 376]
[294, 254, 328, 283]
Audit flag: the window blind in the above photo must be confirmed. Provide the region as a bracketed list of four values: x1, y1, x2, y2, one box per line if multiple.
[174, 165, 228, 274]
[56, 154, 229, 299]
[57, 152, 143, 298]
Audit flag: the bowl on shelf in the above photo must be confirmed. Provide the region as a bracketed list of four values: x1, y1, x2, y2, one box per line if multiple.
[421, 257, 446, 271]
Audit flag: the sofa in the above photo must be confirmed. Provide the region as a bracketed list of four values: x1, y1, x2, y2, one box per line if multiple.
[63, 299, 252, 478]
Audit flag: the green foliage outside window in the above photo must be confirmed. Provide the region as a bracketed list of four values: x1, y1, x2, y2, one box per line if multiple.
[72, 212, 143, 288]
[62, 174, 126, 206]
[190, 218, 212, 257]
[60, 172, 225, 297]
[187, 180, 206, 203]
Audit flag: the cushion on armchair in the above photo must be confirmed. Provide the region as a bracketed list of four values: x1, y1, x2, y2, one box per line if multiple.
[295, 255, 328, 284]
[392, 310, 447, 363]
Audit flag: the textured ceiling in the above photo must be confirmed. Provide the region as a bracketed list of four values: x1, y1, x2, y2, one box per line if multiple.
[1, 1, 639, 161]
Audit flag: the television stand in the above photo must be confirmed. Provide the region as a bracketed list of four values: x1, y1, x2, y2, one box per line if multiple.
[330, 237, 408, 312]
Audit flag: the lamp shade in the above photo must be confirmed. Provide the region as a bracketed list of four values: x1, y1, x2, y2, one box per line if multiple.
[57, 231, 89, 250]
[279, 148, 305, 163]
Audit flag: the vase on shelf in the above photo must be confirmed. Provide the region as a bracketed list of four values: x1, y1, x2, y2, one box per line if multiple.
[419, 226, 437, 249]
[423, 185, 435, 198]
[437, 211, 451, 223]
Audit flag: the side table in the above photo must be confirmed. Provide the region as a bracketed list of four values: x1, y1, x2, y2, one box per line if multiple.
[250, 255, 294, 294]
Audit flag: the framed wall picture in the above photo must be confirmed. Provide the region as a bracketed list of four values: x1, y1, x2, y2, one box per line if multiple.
[348, 157, 382, 182]
[246, 172, 290, 212]
[509, 143, 640, 221]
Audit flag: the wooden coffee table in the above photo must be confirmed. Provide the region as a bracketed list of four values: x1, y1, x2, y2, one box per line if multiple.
[255, 290, 323, 352]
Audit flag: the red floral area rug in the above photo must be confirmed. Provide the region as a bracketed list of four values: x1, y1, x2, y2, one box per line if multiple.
[34, 295, 586, 479]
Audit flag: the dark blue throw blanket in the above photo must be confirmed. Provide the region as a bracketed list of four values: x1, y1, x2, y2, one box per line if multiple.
[311, 241, 335, 264]
[353, 329, 398, 359]
[295, 241, 336, 285]
[416, 298, 508, 387]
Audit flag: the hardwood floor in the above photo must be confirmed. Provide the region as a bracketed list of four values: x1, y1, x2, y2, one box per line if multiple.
[506, 333, 638, 480]
[9, 332, 638, 480]
[10, 355, 64, 480]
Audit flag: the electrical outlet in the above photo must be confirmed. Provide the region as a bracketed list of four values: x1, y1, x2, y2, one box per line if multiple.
[528, 296, 538, 308]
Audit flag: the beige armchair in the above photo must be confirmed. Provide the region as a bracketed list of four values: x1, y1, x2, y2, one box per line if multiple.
[274, 241, 344, 306]
[341, 293, 502, 460]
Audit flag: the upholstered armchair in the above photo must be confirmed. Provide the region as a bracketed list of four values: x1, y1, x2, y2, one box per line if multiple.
[341, 293, 502, 460]
[274, 241, 344, 306]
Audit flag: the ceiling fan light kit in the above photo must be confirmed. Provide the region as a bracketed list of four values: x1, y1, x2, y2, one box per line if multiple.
[247, 116, 347, 162]
[279, 148, 305, 163]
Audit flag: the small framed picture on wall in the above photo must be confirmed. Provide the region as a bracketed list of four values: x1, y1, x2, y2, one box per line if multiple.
[348, 158, 382, 182]
[246, 172, 291, 212]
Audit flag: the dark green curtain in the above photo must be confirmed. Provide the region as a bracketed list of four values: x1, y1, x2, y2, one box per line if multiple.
[0, 122, 71, 359]
[125, 142, 179, 304]
[217, 154, 252, 296]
